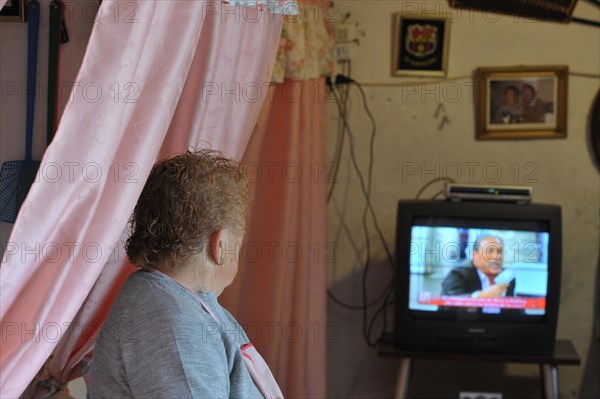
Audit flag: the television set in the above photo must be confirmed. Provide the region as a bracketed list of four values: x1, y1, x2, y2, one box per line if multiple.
[394, 200, 562, 355]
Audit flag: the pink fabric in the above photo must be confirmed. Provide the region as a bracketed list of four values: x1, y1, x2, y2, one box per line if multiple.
[0, 1, 283, 397]
[220, 78, 328, 398]
[241, 344, 284, 399]
[0, 0, 7, 11]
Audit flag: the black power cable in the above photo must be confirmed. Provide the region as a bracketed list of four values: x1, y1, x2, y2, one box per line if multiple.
[351, 79, 396, 346]
[327, 76, 460, 346]
[326, 77, 393, 312]
[327, 77, 397, 346]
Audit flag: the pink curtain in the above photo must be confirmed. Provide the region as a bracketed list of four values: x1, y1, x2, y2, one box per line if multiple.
[0, 1, 283, 397]
[220, 78, 329, 398]
[220, 3, 333, 396]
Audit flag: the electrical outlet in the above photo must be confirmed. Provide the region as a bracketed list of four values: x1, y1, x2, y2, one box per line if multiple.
[334, 22, 358, 42]
[459, 392, 502, 399]
[335, 44, 356, 61]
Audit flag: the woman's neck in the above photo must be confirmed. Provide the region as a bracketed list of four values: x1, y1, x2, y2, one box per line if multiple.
[156, 260, 216, 293]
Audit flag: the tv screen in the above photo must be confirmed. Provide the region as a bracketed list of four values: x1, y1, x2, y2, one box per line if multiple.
[394, 200, 562, 355]
[408, 220, 549, 320]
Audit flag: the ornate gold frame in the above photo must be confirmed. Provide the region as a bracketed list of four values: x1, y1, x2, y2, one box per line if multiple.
[475, 66, 569, 140]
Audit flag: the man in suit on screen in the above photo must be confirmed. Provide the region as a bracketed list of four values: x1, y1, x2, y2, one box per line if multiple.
[441, 236, 515, 298]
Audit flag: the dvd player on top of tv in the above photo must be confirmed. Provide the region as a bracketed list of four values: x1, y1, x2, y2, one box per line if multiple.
[445, 183, 532, 204]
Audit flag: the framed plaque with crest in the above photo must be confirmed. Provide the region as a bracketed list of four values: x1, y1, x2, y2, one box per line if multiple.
[392, 14, 450, 77]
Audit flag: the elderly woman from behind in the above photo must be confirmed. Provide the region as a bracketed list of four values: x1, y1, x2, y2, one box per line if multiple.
[89, 150, 282, 398]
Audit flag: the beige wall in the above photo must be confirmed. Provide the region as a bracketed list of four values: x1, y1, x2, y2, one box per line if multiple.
[326, 1, 599, 397]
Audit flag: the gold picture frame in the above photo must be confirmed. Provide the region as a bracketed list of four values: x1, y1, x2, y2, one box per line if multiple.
[0, 0, 26, 22]
[391, 13, 450, 77]
[475, 66, 568, 140]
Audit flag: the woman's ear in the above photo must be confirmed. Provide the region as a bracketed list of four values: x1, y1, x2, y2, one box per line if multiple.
[208, 229, 225, 265]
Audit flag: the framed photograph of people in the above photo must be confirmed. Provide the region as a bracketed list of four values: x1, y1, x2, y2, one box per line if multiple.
[476, 66, 568, 140]
[392, 14, 450, 77]
[0, 0, 26, 22]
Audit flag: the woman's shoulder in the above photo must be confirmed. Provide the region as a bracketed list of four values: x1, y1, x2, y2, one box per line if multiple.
[119, 269, 181, 301]
[109, 270, 214, 324]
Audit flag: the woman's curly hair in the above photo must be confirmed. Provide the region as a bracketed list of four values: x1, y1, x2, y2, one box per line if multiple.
[126, 149, 249, 270]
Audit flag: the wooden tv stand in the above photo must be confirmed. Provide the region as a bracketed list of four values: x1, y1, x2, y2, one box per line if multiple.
[378, 339, 580, 399]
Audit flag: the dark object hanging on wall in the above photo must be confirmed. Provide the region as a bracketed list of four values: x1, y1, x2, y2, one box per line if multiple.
[0, 0, 41, 223]
[447, 0, 600, 27]
[47, 0, 64, 146]
[590, 90, 600, 171]
[447, 0, 578, 22]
